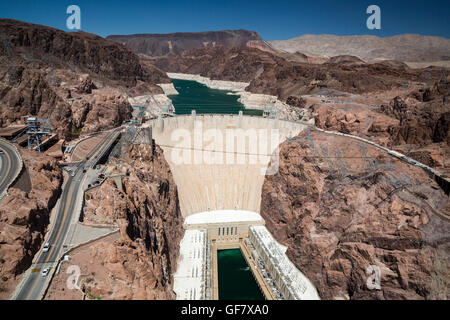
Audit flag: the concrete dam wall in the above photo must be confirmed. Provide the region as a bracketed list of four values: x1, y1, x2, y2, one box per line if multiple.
[145, 114, 308, 217]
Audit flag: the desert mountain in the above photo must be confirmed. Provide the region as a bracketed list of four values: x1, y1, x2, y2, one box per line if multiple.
[107, 29, 275, 56]
[270, 34, 450, 63]
[0, 19, 169, 138]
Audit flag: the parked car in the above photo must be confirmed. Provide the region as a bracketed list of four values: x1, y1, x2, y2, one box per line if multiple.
[0, 150, 4, 154]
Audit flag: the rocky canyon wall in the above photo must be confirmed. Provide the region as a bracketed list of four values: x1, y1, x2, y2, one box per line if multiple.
[0, 148, 63, 299]
[260, 128, 449, 300]
[46, 142, 184, 300]
[0, 19, 170, 138]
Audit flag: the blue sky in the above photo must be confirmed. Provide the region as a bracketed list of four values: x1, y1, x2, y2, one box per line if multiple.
[0, 0, 449, 40]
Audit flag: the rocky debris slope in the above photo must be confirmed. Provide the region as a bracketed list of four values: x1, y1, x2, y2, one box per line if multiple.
[260, 129, 449, 300]
[0, 148, 62, 299]
[107, 30, 275, 57]
[270, 34, 450, 63]
[0, 19, 169, 138]
[49, 143, 183, 299]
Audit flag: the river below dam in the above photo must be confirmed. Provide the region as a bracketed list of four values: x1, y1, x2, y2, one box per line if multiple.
[217, 249, 264, 300]
[169, 79, 263, 116]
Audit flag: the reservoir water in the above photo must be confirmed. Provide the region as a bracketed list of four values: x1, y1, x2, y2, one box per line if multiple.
[217, 249, 264, 300]
[169, 79, 263, 116]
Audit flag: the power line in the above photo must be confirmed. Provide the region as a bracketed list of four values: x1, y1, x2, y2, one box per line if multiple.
[155, 142, 448, 164]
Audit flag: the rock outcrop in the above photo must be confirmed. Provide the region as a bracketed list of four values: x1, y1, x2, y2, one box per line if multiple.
[374, 81, 450, 174]
[260, 129, 449, 300]
[0, 148, 62, 299]
[379, 82, 450, 146]
[312, 102, 399, 144]
[70, 89, 133, 134]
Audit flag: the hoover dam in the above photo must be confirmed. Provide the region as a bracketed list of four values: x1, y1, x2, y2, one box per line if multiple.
[145, 113, 308, 216]
[144, 77, 450, 300]
[0, 13, 449, 303]
[144, 111, 320, 300]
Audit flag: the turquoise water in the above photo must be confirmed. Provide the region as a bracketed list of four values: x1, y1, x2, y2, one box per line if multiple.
[168, 79, 263, 116]
[217, 249, 265, 300]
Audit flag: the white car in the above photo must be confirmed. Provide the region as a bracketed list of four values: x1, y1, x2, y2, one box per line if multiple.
[41, 268, 49, 277]
[0, 150, 4, 154]
[43, 242, 50, 253]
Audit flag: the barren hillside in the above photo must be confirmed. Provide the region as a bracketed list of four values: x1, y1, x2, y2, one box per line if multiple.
[107, 29, 275, 57]
[270, 34, 450, 63]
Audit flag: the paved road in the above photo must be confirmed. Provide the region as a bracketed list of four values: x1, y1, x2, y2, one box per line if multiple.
[0, 139, 21, 198]
[13, 129, 121, 300]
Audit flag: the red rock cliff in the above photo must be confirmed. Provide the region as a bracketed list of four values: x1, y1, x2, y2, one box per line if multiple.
[0, 19, 170, 138]
[260, 129, 449, 300]
[49, 143, 184, 299]
[0, 148, 63, 299]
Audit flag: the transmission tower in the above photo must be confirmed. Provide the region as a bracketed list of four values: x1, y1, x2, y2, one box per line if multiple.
[27, 117, 52, 152]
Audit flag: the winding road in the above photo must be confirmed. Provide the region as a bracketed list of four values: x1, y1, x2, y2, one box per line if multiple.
[0, 139, 22, 200]
[12, 129, 121, 300]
